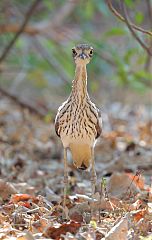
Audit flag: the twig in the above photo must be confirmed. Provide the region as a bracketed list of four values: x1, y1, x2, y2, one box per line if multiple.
[0, 1, 80, 40]
[125, 170, 143, 199]
[145, 0, 152, 70]
[33, 37, 71, 85]
[0, 0, 42, 64]
[41, 0, 79, 30]
[0, 24, 40, 35]
[69, 196, 123, 217]
[146, 0, 152, 29]
[120, 0, 152, 56]
[96, 49, 116, 66]
[106, 0, 152, 36]
[107, 0, 152, 37]
[0, 87, 47, 118]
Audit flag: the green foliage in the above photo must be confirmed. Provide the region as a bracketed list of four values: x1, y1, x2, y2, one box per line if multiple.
[124, 0, 135, 8]
[104, 27, 127, 37]
[0, 0, 151, 96]
[135, 12, 144, 24]
[28, 70, 48, 88]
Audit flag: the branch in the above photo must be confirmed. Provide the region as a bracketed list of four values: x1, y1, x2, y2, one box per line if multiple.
[0, 1, 80, 39]
[0, 24, 40, 35]
[145, 0, 152, 70]
[0, 0, 42, 64]
[119, 0, 152, 56]
[42, 0, 79, 30]
[146, 0, 152, 22]
[0, 87, 48, 118]
[96, 50, 116, 66]
[106, 0, 152, 37]
[33, 37, 71, 85]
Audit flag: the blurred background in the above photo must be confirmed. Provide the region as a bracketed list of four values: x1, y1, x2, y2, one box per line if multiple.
[0, 0, 152, 117]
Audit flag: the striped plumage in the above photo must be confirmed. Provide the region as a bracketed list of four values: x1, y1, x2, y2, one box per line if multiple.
[55, 44, 102, 204]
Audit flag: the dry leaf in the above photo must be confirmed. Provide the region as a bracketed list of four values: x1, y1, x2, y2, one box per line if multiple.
[43, 220, 81, 239]
[127, 173, 145, 190]
[10, 193, 38, 204]
[129, 199, 143, 211]
[0, 212, 7, 224]
[136, 217, 151, 235]
[133, 209, 147, 222]
[105, 216, 128, 240]
[107, 172, 140, 198]
[0, 179, 17, 201]
[17, 231, 35, 240]
[70, 212, 83, 222]
[32, 218, 48, 233]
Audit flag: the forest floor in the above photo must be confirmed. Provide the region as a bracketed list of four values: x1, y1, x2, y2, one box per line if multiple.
[0, 93, 152, 240]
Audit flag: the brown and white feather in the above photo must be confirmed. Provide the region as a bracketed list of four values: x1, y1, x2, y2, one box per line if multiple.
[55, 44, 102, 169]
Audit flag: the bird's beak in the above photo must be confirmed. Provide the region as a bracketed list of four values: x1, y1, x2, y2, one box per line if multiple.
[79, 53, 87, 59]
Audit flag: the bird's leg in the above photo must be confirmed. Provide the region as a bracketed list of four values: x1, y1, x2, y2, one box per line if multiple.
[63, 148, 68, 207]
[91, 147, 97, 198]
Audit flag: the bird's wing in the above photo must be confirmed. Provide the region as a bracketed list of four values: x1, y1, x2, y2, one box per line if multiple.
[55, 114, 60, 137]
[54, 98, 71, 137]
[95, 108, 102, 139]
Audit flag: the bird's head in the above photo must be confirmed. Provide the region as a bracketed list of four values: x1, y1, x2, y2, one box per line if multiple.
[72, 44, 93, 65]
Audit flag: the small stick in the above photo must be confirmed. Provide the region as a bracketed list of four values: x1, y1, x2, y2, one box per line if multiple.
[106, 0, 152, 36]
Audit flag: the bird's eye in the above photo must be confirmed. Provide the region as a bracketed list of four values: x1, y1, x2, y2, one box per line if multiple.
[90, 50, 93, 55]
[72, 49, 77, 56]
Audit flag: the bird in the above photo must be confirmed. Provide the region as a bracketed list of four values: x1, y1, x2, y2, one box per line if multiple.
[55, 43, 102, 206]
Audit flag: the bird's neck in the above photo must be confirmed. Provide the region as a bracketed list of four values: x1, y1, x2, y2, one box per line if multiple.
[72, 64, 88, 100]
